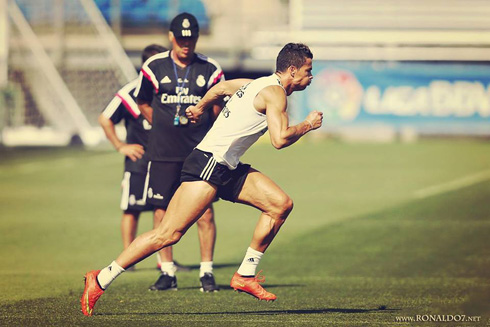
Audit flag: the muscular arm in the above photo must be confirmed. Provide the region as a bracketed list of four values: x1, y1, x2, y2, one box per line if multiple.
[261, 86, 323, 149]
[137, 99, 153, 124]
[186, 78, 252, 122]
[98, 114, 144, 162]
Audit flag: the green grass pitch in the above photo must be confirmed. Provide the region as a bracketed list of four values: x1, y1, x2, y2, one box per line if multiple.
[0, 139, 489, 326]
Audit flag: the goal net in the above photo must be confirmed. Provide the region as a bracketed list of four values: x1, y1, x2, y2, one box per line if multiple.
[2, 0, 137, 146]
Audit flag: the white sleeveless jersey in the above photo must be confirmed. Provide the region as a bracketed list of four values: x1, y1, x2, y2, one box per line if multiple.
[197, 74, 284, 169]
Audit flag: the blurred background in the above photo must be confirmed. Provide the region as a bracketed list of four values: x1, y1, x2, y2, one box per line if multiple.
[1, 2, 490, 324]
[1, 0, 490, 147]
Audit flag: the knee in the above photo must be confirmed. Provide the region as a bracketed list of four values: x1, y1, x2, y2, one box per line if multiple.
[282, 196, 294, 216]
[150, 228, 183, 249]
[159, 230, 182, 247]
[271, 194, 294, 219]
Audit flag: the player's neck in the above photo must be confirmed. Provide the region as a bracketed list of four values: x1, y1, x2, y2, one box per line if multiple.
[171, 50, 193, 67]
[275, 72, 293, 96]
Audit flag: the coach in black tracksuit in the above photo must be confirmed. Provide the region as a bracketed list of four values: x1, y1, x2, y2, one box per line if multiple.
[135, 12, 224, 292]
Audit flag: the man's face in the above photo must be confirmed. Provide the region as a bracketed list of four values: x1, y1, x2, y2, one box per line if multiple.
[170, 33, 198, 61]
[293, 58, 313, 91]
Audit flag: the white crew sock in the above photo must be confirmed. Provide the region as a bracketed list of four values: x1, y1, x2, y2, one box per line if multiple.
[97, 261, 125, 290]
[200, 261, 213, 277]
[160, 261, 177, 277]
[237, 247, 263, 277]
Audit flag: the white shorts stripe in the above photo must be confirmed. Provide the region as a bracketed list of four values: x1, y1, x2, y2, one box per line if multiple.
[142, 161, 151, 202]
[120, 172, 131, 210]
[199, 157, 216, 181]
[200, 157, 214, 180]
[203, 158, 217, 181]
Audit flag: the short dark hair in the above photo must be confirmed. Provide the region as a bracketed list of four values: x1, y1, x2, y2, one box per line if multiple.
[275, 43, 313, 73]
[141, 44, 167, 64]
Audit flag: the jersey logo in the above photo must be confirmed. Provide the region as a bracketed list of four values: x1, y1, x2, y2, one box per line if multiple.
[236, 83, 250, 98]
[222, 107, 230, 118]
[196, 75, 205, 87]
[160, 76, 172, 84]
[143, 119, 152, 130]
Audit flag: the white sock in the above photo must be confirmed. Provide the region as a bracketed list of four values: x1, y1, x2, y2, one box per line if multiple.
[160, 261, 176, 277]
[237, 247, 263, 277]
[97, 261, 125, 290]
[200, 261, 213, 277]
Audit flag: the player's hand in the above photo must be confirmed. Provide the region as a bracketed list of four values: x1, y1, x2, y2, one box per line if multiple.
[305, 110, 323, 130]
[185, 105, 204, 124]
[118, 144, 145, 162]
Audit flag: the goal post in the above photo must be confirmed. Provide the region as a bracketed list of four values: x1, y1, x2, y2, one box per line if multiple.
[3, 0, 137, 147]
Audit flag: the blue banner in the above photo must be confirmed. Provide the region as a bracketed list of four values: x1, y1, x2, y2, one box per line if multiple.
[292, 62, 490, 135]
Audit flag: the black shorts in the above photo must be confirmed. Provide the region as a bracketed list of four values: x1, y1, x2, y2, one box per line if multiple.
[144, 161, 183, 209]
[120, 171, 154, 212]
[181, 149, 251, 202]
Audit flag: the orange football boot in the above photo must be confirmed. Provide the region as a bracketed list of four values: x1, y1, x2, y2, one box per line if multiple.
[81, 270, 105, 316]
[230, 270, 276, 301]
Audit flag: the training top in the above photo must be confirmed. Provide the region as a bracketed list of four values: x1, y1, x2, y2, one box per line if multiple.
[102, 78, 151, 173]
[134, 50, 224, 162]
[197, 74, 285, 169]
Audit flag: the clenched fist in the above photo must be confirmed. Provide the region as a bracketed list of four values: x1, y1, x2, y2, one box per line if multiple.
[305, 110, 323, 130]
[185, 105, 204, 124]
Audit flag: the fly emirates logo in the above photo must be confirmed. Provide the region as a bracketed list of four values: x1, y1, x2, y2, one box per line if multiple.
[160, 87, 202, 104]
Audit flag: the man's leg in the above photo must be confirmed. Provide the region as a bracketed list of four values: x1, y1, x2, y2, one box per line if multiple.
[118, 181, 217, 268]
[196, 205, 216, 262]
[237, 168, 293, 253]
[150, 207, 178, 290]
[151, 204, 217, 291]
[196, 205, 219, 292]
[230, 168, 293, 301]
[153, 208, 171, 263]
[121, 211, 140, 249]
[81, 180, 217, 316]
[146, 161, 182, 286]
[121, 211, 140, 271]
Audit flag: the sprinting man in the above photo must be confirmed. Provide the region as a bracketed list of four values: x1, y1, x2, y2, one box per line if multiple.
[81, 43, 323, 316]
[98, 44, 166, 265]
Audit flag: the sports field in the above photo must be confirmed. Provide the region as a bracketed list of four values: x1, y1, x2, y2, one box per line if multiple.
[0, 139, 489, 326]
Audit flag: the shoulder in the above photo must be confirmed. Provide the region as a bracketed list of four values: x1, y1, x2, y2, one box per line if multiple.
[258, 84, 287, 112]
[142, 51, 170, 70]
[195, 53, 222, 71]
[253, 75, 284, 94]
[260, 84, 286, 100]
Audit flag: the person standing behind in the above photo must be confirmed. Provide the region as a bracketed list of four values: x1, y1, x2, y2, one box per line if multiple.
[99, 44, 167, 268]
[135, 13, 224, 292]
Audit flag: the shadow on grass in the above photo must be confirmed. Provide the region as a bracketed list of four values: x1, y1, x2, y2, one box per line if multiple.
[99, 307, 399, 316]
[177, 283, 305, 291]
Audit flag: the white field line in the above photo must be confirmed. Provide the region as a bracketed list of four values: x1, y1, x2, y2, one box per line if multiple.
[413, 169, 490, 199]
